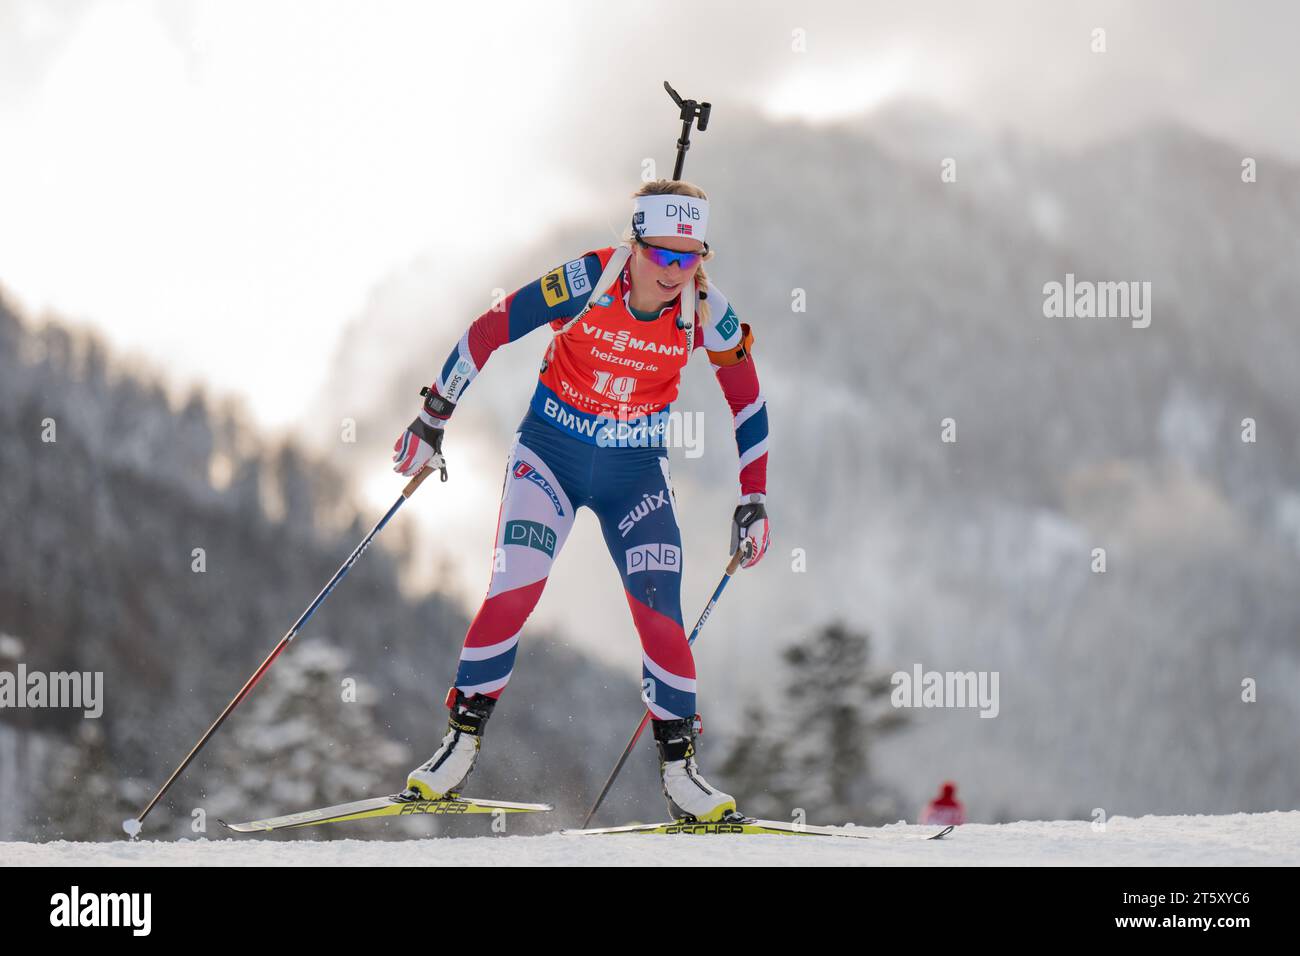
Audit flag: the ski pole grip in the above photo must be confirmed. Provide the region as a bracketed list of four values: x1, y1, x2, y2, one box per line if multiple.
[726, 539, 754, 575]
[402, 463, 436, 498]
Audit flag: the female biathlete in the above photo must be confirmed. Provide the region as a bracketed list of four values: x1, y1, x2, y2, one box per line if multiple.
[391, 180, 770, 822]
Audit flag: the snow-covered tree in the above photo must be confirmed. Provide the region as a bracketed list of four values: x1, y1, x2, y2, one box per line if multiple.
[721, 622, 905, 825]
[207, 641, 411, 839]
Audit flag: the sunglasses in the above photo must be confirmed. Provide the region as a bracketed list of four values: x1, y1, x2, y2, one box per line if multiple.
[635, 235, 709, 270]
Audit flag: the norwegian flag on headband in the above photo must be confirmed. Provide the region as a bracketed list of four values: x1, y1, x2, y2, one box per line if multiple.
[677, 223, 693, 235]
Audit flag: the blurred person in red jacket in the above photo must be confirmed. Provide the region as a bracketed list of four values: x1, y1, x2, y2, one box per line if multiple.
[921, 781, 966, 826]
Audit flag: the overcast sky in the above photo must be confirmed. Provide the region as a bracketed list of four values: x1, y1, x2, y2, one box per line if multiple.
[3, 0, 1298, 433]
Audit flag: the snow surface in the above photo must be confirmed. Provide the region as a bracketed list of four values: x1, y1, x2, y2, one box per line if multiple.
[3, 812, 1297, 866]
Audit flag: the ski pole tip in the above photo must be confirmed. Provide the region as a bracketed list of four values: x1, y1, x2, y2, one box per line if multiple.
[122, 817, 143, 839]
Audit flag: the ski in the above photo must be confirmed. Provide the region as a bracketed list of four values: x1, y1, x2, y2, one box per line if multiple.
[219, 794, 553, 833]
[561, 818, 954, 840]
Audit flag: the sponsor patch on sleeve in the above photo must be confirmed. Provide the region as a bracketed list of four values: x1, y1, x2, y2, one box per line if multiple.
[714, 304, 740, 343]
[564, 258, 592, 297]
[541, 267, 570, 308]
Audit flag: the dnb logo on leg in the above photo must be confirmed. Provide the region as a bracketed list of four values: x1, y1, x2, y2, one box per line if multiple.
[626, 543, 681, 575]
[512, 460, 564, 516]
[505, 519, 557, 557]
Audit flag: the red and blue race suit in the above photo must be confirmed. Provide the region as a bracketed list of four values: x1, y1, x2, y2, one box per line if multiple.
[425, 247, 768, 719]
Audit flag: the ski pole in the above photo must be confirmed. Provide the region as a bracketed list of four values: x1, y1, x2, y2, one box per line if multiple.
[580, 540, 752, 828]
[128, 460, 444, 835]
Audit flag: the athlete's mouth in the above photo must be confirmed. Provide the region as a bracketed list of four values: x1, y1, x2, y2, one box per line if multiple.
[657, 279, 681, 292]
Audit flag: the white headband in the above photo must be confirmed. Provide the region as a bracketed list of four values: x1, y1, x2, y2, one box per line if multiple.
[632, 194, 709, 243]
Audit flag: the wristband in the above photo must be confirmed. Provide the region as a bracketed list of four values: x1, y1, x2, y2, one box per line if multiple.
[420, 385, 457, 420]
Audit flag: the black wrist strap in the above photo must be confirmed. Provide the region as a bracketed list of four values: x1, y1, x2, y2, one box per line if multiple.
[420, 385, 456, 419]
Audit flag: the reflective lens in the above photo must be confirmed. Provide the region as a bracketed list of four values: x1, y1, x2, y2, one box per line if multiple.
[637, 237, 705, 270]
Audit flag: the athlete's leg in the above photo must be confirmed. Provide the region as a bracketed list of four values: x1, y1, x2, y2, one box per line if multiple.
[594, 450, 737, 821]
[407, 427, 583, 799]
[595, 452, 696, 720]
[450, 432, 577, 702]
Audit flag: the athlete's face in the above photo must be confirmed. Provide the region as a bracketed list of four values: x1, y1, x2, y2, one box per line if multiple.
[629, 234, 705, 305]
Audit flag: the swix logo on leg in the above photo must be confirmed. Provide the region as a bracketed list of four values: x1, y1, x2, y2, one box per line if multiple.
[618, 490, 669, 536]
[511, 460, 564, 516]
[626, 543, 681, 574]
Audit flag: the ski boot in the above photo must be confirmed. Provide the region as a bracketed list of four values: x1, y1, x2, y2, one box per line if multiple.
[403, 690, 496, 800]
[652, 715, 738, 822]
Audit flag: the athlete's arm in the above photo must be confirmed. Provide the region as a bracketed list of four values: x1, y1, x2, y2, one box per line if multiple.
[698, 281, 770, 568]
[698, 283, 768, 499]
[421, 253, 604, 423]
[392, 252, 604, 477]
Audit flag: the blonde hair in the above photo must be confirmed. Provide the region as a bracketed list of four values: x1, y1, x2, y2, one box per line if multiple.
[622, 179, 714, 326]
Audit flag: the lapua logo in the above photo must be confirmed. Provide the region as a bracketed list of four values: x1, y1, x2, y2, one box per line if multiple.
[512, 460, 564, 516]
